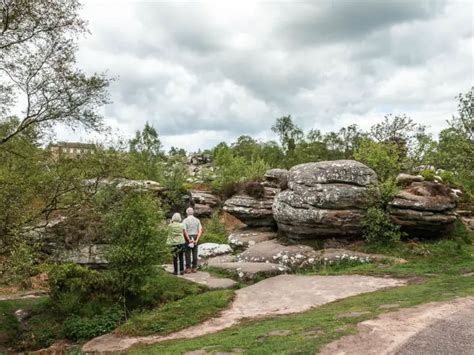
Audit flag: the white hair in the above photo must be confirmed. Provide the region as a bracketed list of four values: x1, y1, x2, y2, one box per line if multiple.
[186, 207, 194, 216]
[171, 212, 182, 222]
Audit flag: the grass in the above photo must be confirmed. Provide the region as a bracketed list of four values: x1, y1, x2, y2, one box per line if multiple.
[0, 297, 59, 351]
[117, 289, 234, 336]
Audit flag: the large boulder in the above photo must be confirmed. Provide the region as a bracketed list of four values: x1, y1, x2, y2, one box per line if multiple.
[388, 181, 457, 236]
[223, 169, 288, 227]
[273, 160, 378, 239]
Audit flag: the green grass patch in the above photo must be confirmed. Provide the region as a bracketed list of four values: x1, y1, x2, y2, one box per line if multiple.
[132, 275, 474, 354]
[117, 289, 234, 336]
[0, 297, 60, 351]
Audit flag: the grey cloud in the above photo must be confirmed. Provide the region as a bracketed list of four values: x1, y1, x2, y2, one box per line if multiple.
[73, 0, 472, 151]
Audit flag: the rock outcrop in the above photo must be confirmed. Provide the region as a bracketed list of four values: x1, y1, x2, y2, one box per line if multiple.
[273, 160, 378, 239]
[190, 190, 221, 217]
[223, 169, 288, 227]
[388, 180, 457, 236]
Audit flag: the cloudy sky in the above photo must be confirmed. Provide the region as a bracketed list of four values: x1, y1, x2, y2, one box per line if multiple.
[63, 0, 473, 152]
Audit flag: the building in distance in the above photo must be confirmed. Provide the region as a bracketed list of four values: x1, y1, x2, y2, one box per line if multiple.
[49, 142, 96, 160]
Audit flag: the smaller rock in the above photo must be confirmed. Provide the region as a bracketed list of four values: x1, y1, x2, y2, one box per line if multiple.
[267, 330, 291, 336]
[14, 309, 31, 322]
[228, 229, 277, 248]
[336, 311, 371, 319]
[379, 303, 400, 309]
[198, 243, 232, 258]
[263, 169, 289, 189]
[396, 173, 424, 185]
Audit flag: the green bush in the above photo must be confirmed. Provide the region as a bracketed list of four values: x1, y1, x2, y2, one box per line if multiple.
[4, 240, 38, 288]
[105, 192, 168, 310]
[48, 263, 114, 309]
[202, 211, 228, 244]
[132, 270, 206, 308]
[378, 178, 399, 208]
[61, 307, 123, 341]
[362, 207, 404, 245]
[420, 169, 435, 181]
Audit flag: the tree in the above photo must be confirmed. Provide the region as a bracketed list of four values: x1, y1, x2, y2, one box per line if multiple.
[354, 139, 400, 181]
[271, 115, 303, 155]
[0, 0, 110, 145]
[126, 122, 164, 181]
[105, 192, 167, 311]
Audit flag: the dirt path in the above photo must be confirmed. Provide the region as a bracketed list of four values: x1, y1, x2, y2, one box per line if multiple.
[320, 296, 474, 355]
[82, 274, 403, 353]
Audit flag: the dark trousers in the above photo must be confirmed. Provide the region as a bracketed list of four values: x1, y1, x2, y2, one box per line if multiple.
[185, 235, 199, 269]
[172, 244, 185, 274]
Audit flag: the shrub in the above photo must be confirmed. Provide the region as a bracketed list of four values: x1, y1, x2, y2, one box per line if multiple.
[420, 169, 435, 181]
[5, 240, 38, 288]
[105, 192, 168, 310]
[48, 263, 114, 310]
[362, 207, 404, 245]
[61, 307, 123, 341]
[202, 211, 228, 244]
[378, 178, 399, 208]
[354, 139, 401, 181]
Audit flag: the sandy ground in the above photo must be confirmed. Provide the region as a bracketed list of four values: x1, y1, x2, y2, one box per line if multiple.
[320, 296, 474, 355]
[82, 274, 403, 353]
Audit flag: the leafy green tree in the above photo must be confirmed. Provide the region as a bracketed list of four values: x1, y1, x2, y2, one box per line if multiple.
[434, 88, 474, 194]
[354, 139, 400, 181]
[271, 115, 303, 163]
[0, 0, 110, 145]
[105, 192, 168, 312]
[126, 122, 164, 181]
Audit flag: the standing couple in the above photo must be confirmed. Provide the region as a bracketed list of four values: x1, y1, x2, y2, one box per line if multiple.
[167, 207, 202, 275]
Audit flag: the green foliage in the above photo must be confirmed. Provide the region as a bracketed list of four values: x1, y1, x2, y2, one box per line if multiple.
[362, 207, 404, 245]
[4, 239, 38, 288]
[105, 192, 168, 309]
[134, 270, 206, 308]
[354, 139, 401, 181]
[61, 308, 123, 341]
[420, 169, 436, 181]
[117, 289, 234, 336]
[378, 178, 399, 208]
[48, 263, 113, 307]
[125, 122, 165, 181]
[202, 211, 228, 244]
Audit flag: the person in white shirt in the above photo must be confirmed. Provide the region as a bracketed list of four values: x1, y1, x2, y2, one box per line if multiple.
[183, 207, 203, 273]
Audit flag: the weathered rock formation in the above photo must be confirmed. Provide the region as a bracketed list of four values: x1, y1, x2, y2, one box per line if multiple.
[273, 160, 378, 239]
[388, 180, 457, 236]
[223, 169, 289, 227]
[190, 190, 221, 217]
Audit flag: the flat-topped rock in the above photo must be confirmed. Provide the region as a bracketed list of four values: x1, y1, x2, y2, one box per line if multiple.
[211, 262, 287, 279]
[236, 239, 317, 267]
[228, 229, 277, 248]
[388, 181, 457, 236]
[164, 265, 237, 289]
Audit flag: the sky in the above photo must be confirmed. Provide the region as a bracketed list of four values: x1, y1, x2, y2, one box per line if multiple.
[59, 0, 474, 152]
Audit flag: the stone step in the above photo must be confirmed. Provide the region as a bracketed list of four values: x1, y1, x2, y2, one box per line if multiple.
[228, 229, 277, 248]
[164, 265, 237, 289]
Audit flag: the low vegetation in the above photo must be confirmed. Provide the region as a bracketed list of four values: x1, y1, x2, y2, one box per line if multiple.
[117, 290, 234, 336]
